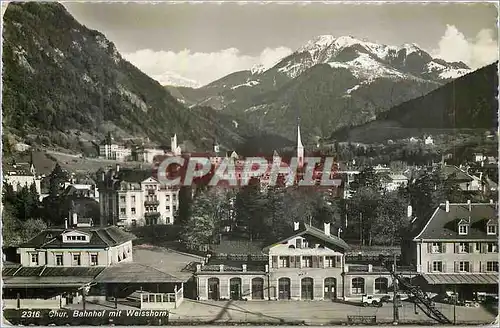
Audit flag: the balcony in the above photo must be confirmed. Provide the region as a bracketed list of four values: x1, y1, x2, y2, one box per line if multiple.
[144, 211, 160, 218]
[147, 189, 156, 195]
[144, 199, 160, 206]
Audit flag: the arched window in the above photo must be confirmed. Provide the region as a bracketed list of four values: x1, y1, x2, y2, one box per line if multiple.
[374, 277, 388, 294]
[351, 277, 365, 295]
[288, 245, 295, 249]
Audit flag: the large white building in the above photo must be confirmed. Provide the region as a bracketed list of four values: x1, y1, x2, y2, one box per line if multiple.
[3, 162, 42, 195]
[98, 143, 132, 162]
[97, 165, 179, 227]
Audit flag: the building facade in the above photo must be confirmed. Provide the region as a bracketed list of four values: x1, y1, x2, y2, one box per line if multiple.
[409, 201, 498, 299]
[99, 143, 132, 162]
[97, 165, 179, 227]
[195, 222, 403, 302]
[3, 162, 42, 195]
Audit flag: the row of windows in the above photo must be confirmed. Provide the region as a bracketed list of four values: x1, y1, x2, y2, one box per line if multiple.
[131, 217, 173, 227]
[458, 222, 497, 235]
[30, 253, 99, 266]
[430, 261, 498, 273]
[66, 235, 87, 241]
[119, 194, 177, 203]
[119, 205, 177, 216]
[428, 242, 498, 254]
[351, 277, 389, 295]
[271, 256, 340, 269]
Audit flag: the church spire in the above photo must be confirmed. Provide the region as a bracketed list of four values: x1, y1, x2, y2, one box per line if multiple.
[297, 118, 304, 168]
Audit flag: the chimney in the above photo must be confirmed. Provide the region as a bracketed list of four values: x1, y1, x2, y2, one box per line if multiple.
[293, 222, 300, 231]
[265, 264, 269, 273]
[242, 264, 247, 272]
[64, 218, 68, 229]
[72, 213, 78, 226]
[324, 222, 331, 236]
[467, 200, 472, 211]
[337, 227, 342, 237]
[490, 199, 494, 204]
[445, 201, 450, 212]
[219, 264, 224, 272]
[116, 164, 120, 173]
[196, 264, 201, 272]
[407, 205, 413, 218]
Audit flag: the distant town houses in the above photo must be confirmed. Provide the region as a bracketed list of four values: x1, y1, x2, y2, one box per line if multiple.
[62, 182, 100, 203]
[381, 174, 409, 192]
[424, 135, 434, 145]
[98, 133, 132, 162]
[97, 165, 180, 227]
[442, 165, 482, 192]
[98, 133, 182, 163]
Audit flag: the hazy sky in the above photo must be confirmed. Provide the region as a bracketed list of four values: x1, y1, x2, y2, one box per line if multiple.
[63, 2, 499, 86]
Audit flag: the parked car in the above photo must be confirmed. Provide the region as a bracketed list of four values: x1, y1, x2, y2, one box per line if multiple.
[361, 294, 384, 307]
[464, 300, 480, 308]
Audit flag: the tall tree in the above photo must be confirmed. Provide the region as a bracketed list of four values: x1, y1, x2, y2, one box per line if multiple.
[234, 178, 267, 240]
[48, 163, 68, 197]
[262, 185, 288, 241]
[176, 186, 193, 227]
[351, 166, 382, 192]
[372, 191, 410, 245]
[346, 186, 382, 246]
[180, 188, 228, 250]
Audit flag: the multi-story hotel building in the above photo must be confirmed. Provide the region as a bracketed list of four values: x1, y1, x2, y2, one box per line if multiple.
[407, 201, 498, 298]
[97, 165, 180, 227]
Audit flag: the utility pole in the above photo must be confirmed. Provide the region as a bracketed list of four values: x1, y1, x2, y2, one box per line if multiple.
[453, 284, 457, 325]
[359, 212, 363, 247]
[393, 253, 399, 325]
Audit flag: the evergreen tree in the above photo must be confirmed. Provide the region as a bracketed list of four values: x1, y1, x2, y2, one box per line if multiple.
[180, 188, 227, 250]
[176, 186, 193, 227]
[263, 186, 287, 241]
[48, 163, 67, 197]
[234, 177, 267, 240]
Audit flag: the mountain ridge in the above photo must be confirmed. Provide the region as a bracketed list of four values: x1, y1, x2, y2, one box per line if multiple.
[1, 2, 266, 154]
[166, 34, 472, 142]
[330, 61, 499, 143]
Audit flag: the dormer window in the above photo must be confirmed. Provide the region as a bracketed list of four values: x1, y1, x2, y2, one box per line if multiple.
[458, 221, 469, 235]
[487, 220, 497, 235]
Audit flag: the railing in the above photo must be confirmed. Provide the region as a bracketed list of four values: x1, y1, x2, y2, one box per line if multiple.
[144, 200, 160, 205]
[175, 285, 183, 308]
[144, 211, 160, 217]
[382, 261, 452, 324]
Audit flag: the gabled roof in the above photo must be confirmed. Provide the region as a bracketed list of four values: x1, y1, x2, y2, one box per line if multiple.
[19, 226, 136, 249]
[211, 240, 265, 255]
[263, 223, 350, 252]
[117, 169, 153, 184]
[442, 165, 474, 182]
[389, 174, 408, 181]
[413, 203, 498, 240]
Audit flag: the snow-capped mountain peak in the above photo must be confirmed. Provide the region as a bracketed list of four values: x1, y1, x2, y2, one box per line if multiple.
[154, 71, 201, 88]
[298, 34, 336, 52]
[272, 34, 471, 82]
[400, 43, 422, 55]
